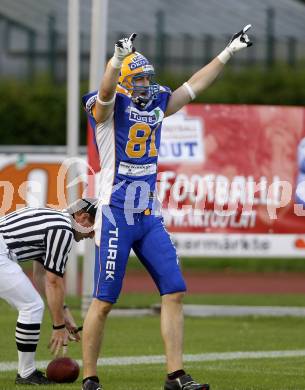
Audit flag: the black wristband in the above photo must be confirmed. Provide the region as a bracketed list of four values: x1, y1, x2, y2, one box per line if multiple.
[52, 324, 65, 330]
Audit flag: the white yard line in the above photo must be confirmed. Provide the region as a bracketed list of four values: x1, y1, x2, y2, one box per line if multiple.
[182, 305, 305, 317]
[1, 349, 305, 372]
[110, 305, 305, 318]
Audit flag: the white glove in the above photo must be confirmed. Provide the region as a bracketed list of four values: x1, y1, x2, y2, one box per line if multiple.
[218, 24, 253, 64]
[111, 33, 137, 69]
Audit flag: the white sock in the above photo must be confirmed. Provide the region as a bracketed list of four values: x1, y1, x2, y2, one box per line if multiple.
[17, 351, 36, 378]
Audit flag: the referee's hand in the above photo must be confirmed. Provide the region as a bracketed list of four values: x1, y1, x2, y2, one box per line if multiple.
[64, 307, 81, 342]
[67, 325, 81, 342]
[48, 328, 68, 357]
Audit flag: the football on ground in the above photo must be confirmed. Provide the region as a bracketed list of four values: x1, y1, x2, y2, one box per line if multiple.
[46, 357, 80, 383]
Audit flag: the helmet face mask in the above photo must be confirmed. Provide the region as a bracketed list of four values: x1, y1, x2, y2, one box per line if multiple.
[118, 52, 160, 108]
[131, 73, 160, 108]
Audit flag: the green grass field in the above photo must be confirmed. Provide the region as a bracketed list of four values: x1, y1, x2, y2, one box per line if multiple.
[1, 292, 305, 390]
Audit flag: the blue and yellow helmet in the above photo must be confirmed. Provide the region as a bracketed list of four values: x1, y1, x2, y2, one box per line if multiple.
[118, 52, 160, 108]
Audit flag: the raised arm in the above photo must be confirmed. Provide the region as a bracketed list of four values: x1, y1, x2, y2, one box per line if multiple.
[94, 33, 137, 124]
[165, 25, 253, 117]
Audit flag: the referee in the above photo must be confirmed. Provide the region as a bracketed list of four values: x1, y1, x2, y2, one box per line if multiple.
[0, 198, 96, 385]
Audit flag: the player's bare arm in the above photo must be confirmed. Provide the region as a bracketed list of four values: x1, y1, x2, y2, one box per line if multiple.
[94, 33, 137, 124]
[165, 24, 253, 117]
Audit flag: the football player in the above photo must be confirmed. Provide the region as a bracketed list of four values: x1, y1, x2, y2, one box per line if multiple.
[82, 26, 252, 390]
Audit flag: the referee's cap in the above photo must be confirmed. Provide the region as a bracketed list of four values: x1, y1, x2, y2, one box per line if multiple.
[66, 198, 98, 218]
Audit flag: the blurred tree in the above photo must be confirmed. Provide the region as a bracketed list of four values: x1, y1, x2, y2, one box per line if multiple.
[0, 78, 87, 145]
[0, 65, 304, 145]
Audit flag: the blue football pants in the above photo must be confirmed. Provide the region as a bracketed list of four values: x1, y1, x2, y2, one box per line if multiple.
[93, 206, 186, 303]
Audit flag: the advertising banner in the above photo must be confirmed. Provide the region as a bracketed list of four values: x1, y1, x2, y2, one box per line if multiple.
[1, 104, 305, 257]
[87, 104, 305, 256]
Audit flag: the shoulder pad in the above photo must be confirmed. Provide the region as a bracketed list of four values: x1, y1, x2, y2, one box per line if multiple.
[159, 85, 172, 95]
[116, 84, 132, 97]
[82, 91, 98, 115]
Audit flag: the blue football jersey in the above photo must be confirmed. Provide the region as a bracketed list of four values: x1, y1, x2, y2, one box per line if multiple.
[83, 86, 171, 210]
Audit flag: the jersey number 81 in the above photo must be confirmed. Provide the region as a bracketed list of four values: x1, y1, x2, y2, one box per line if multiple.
[125, 123, 158, 158]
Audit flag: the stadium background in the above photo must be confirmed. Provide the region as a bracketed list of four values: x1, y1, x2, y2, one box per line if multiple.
[1, 1, 305, 389]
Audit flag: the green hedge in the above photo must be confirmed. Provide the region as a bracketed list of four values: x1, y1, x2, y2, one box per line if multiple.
[0, 79, 68, 145]
[0, 64, 304, 145]
[160, 64, 305, 105]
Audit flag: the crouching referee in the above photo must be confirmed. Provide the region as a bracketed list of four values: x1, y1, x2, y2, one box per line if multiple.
[0, 198, 96, 385]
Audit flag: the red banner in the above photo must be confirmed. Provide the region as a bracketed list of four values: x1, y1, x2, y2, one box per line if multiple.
[88, 104, 305, 256]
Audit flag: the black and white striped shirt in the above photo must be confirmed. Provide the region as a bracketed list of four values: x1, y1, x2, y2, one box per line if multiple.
[0, 207, 74, 277]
